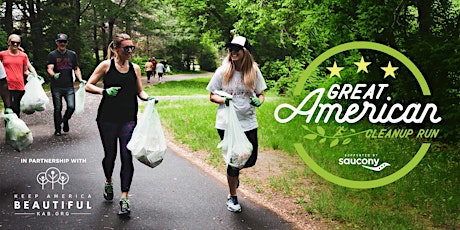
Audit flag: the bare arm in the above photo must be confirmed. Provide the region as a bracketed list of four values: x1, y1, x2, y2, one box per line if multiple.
[85, 60, 110, 95]
[209, 92, 226, 105]
[134, 64, 148, 100]
[256, 91, 265, 105]
[47, 64, 56, 77]
[74, 66, 84, 82]
[26, 61, 38, 76]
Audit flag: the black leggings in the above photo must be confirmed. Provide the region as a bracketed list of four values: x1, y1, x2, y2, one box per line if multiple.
[9, 90, 24, 118]
[0, 79, 11, 109]
[146, 71, 153, 80]
[218, 128, 258, 177]
[97, 121, 136, 193]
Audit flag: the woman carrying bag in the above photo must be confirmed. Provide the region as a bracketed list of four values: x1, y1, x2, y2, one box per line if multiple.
[85, 33, 157, 216]
[206, 36, 267, 213]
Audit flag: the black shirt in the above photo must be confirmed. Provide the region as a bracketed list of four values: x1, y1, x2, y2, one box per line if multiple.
[47, 49, 79, 88]
[96, 59, 138, 123]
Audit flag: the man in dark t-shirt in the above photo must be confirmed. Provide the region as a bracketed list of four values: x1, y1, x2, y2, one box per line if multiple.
[47, 33, 86, 136]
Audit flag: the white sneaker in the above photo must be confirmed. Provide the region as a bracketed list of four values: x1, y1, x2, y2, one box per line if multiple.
[226, 195, 242, 213]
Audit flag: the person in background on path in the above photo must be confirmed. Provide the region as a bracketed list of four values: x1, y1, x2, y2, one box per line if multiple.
[206, 36, 267, 213]
[144, 58, 154, 83]
[85, 33, 158, 216]
[0, 34, 38, 117]
[164, 62, 171, 75]
[151, 57, 157, 78]
[156, 61, 165, 82]
[47, 33, 86, 136]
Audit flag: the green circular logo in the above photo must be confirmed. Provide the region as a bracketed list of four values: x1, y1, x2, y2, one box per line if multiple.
[291, 41, 431, 189]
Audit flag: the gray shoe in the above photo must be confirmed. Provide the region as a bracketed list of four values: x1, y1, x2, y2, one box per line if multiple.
[103, 182, 113, 200]
[118, 198, 131, 216]
[226, 195, 242, 213]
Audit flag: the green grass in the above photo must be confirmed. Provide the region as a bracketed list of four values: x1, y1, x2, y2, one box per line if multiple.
[146, 77, 211, 96]
[144, 77, 460, 229]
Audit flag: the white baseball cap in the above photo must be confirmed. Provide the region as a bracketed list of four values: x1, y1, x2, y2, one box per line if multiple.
[226, 36, 252, 52]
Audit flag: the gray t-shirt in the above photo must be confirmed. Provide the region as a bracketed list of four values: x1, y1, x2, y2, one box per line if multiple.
[156, 63, 165, 73]
[206, 65, 267, 131]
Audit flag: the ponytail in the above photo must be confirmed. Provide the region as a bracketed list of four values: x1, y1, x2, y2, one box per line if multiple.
[106, 41, 116, 60]
[105, 33, 131, 60]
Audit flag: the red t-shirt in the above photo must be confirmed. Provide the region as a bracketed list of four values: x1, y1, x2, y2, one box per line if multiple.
[0, 51, 28, 90]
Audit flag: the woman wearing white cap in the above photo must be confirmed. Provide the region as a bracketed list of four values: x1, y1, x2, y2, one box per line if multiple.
[207, 36, 267, 213]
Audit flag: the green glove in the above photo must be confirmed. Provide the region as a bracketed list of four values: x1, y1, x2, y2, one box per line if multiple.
[104, 87, 121, 97]
[225, 97, 232, 106]
[79, 79, 87, 84]
[250, 97, 261, 107]
[4, 108, 13, 114]
[54, 73, 61, 79]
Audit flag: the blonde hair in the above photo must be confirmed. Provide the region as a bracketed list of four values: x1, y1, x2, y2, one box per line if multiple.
[223, 48, 257, 91]
[106, 33, 131, 59]
[8, 34, 21, 43]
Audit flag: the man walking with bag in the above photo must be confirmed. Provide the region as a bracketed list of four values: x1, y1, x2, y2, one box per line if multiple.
[47, 33, 86, 136]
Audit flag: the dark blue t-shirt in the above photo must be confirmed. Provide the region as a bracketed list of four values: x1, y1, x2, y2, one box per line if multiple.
[47, 49, 79, 88]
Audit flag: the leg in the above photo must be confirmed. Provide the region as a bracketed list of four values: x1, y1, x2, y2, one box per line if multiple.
[97, 121, 119, 183]
[218, 129, 243, 196]
[9, 90, 24, 118]
[227, 168, 239, 195]
[217, 129, 242, 212]
[62, 87, 75, 132]
[51, 87, 63, 134]
[158, 73, 163, 82]
[0, 79, 11, 109]
[243, 129, 258, 168]
[97, 121, 119, 201]
[118, 121, 136, 195]
[146, 71, 152, 82]
[118, 121, 136, 216]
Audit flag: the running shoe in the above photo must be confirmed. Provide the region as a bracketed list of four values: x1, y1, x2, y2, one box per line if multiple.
[103, 182, 113, 200]
[63, 120, 69, 132]
[118, 198, 131, 216]
[226, 195, 242, 213]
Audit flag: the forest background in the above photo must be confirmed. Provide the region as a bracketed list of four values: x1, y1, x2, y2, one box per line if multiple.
[0, 0, 459, 228]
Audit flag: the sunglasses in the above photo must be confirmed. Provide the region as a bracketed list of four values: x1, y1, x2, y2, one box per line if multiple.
[228, 46, 243, 52]
[58, 40, 68, 44]
[122, 46, 136, 53]
[10, 41, 21, 46]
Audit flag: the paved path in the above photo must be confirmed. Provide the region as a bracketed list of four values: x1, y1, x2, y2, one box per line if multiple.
[0, 74, 294, 230]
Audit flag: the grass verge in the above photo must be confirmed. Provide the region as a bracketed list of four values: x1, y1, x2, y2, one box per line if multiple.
[108, 77, 456, 229]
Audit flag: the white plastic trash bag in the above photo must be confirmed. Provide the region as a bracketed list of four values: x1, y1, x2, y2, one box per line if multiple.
[74, 83, 85, 115]
[20, 74, 49, 114]
[127, 100, 166, 168]
[3, 112, 33, 152]
[217, 100, 253, 169]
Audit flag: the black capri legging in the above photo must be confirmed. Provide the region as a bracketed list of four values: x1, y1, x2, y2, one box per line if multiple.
[97, 120, 136, 193]
[218, 128, 258, 177]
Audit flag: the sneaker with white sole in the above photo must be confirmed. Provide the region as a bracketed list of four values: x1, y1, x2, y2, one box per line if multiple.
[226, 195, 242, 213]
[103, 182, 113, 200]
[118, 198, 131, 216]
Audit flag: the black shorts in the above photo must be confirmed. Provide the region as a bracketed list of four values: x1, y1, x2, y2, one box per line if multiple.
[217, 128, 258, 177]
